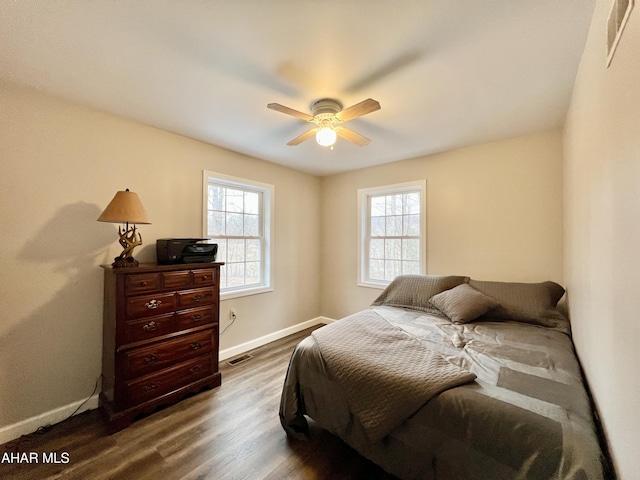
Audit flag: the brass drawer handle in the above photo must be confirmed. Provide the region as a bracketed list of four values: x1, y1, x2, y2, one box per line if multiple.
[202, 275, 208, 281]
[190, 342, 203, 350]
[140, 281, 148, 287]
[189, 365, 202, 374]
[143, 354, 159, 364]
[143, 382, 160, 391]
[143, 321, 159, 331]
[191, 314, 203, 322]
[145, 299, 162, 310]
[193, 294, 204, 302]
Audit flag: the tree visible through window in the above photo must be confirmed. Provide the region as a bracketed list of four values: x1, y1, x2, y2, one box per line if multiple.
[203, 171, 273, 298]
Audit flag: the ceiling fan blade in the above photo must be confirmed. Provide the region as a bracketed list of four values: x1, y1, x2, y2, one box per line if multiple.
[287, 128, 318, 146]
[335, 98, 381, 122]
[335, 126, 371, 147]
[345, 51, 422, 93]
[267, 103, 314, 122]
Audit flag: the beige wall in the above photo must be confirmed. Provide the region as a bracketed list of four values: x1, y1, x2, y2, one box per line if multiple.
[0, 81, 321, 429]
[320, 130, 565, 320]
[563, 1, 640, 477]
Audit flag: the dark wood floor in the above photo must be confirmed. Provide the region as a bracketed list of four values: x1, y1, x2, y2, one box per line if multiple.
[0, 326, 398, 480]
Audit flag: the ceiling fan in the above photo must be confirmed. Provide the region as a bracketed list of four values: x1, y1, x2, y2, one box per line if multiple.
[267, 98, 381, 148]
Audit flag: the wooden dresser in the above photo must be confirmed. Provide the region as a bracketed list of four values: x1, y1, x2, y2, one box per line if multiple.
[100, 262, 223, 432]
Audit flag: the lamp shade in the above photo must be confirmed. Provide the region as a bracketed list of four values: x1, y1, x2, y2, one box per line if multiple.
[97, 189, 151, 224]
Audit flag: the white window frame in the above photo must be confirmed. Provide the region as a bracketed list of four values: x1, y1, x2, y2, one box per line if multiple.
[203, 171, 274, 300]
[357, 180, 427, 289]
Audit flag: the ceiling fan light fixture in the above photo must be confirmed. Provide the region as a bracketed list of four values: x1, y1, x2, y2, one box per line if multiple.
[315, 126, 337, 147]
[268, 97, 380, 148]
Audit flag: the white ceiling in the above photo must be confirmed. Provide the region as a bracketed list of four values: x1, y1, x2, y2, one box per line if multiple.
[0, 1, 595, 176]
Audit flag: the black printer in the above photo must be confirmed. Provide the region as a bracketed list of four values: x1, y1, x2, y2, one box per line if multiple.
[156, 238, 218, 264]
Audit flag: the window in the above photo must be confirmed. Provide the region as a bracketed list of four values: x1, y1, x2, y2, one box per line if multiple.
[358, 180, 426, 288]
[203, 171, 274, 299]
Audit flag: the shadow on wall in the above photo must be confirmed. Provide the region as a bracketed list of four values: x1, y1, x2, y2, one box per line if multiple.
[0, 202, 115, 427]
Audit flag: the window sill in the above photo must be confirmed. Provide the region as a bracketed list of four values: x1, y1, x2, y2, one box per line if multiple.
[357, 280, 389, 290]
[220, 286, 274, 301]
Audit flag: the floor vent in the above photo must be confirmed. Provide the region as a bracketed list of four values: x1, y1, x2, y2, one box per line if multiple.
[227, 354, 253, 366]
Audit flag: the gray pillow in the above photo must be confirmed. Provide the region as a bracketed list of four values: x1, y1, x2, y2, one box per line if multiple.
[468, 279, 568, 330]
[371, 275, 469, 314]
[429, 283, 499, 324]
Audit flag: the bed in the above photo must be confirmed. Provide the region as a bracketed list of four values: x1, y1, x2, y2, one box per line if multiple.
[279, 275, 606, 479]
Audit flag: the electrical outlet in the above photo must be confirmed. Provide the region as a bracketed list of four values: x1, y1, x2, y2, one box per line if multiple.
[229, 308, 237, 321]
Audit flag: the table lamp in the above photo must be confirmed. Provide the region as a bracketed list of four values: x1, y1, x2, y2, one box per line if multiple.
[98, 189, 151, 267]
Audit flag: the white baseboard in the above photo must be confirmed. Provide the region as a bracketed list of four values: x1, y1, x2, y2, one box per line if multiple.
[0, 394, 99, 446]
[0, 316, 337, 445]
[219, 316, 334, 361]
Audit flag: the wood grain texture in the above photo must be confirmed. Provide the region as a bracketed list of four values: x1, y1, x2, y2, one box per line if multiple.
[0, 326, 398, 479]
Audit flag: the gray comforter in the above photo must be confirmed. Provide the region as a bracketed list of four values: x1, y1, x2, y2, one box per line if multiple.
[311, 310, 476, 441]
[280, 306, 605, 479]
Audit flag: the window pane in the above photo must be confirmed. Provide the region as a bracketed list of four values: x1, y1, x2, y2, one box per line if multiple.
[227, 262, 245, 287]
[370, 216, 385, 236]
[385, 239, 402, 260]
[208, 185, 225, 211]
[245, 191, 260, 214]
[226, 213, 244, 236]
[369, 259, 385, 280]
[219, 266, 227, 289]
[402, 239, 420, 261]
[386, 215, 402, 236]
[244, 214, 259, 236]
[404, 192, 420, 214]
[246, 239, 261, 261]
[245, 261, 260, 284]
[385, 260, 401, 280]
[386, 194, 403, 215]
[215, 239, 227, 263]
[226, 188, 244, 213]
[370, 196, 385, 217]
[209, 211, 226, 236]
[227, 239, 245, 262]
[403, 214, 420, 236]
[402, 261, 420, 275]
[369, 239, 384, 259]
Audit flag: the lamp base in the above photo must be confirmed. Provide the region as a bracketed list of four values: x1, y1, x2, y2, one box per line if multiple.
[112, 256, 140, 268]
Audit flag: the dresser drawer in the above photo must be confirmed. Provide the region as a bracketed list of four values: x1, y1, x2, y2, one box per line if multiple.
[162, 271, 191, 290]
[122, 330, 213, 379]
[126, 292, 176, 319]
[126, 273, 162, 294]
[177, 287, 214, 309]
[124, 313, 175, 344]
[125, 355, 213, 406]
[193, 269, 215, 287]
[176, 306, 216, 330]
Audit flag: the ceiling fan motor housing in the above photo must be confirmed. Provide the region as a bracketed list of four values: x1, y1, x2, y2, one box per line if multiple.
[311, 98, 343, 118]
